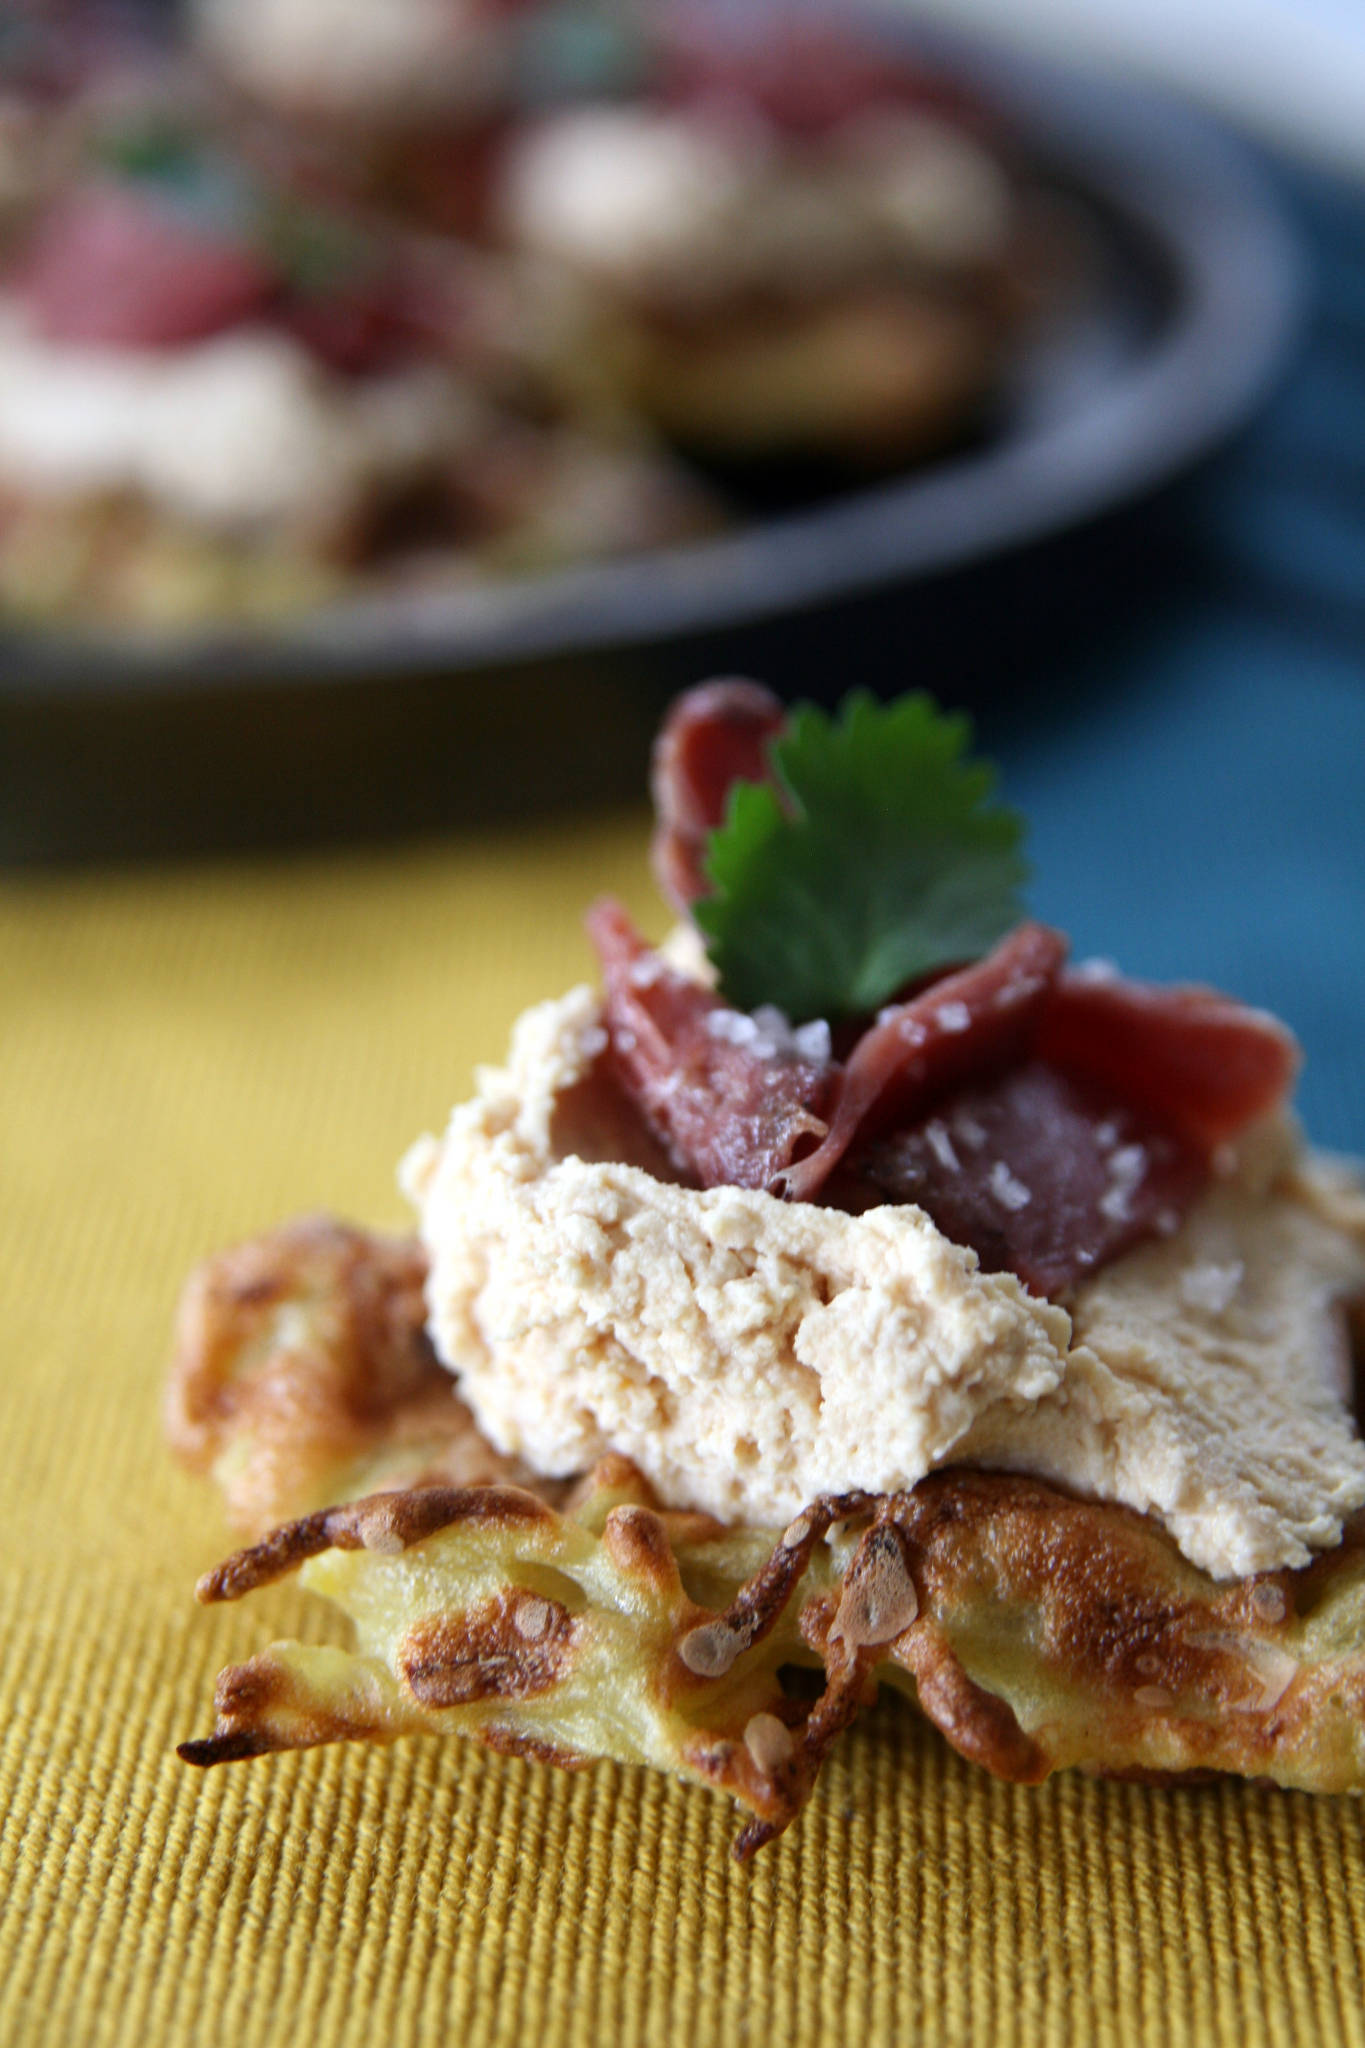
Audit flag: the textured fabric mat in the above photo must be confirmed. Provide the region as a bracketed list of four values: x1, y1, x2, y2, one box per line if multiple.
[3, 813, 1364, 2048]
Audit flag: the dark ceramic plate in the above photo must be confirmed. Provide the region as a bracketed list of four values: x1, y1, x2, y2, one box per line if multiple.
[0, 49, 1302, 858]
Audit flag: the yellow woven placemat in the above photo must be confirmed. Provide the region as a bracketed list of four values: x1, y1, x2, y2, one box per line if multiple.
[3, 814, 1363, 2048]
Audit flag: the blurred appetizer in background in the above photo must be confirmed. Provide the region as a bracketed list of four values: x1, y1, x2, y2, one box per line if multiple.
[193, 0, 543, 234]
[194, 0, 534, 137]
[0, 3, 1071, 630]
[500, 19, 1034, 468]
[0, 0, 166, 250]
[0, 79, 714, 626]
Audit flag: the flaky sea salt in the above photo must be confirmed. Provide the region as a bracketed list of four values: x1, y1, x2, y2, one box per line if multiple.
[1099, 1144, 1147, 1223]
[705, 1007, 779, 1058]
[989, 1161, 1031, 1211]
[924, 1120, 961, 1173]
[704, 1003, 831, 1066]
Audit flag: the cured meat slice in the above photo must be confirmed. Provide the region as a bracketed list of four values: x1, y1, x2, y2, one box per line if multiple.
[615, 679, 1302, 1293]
[650, 678, 786, 914]
[778, 922, 1068, 1199]
[851, 1062, 1206, 1297]
[277, 243, 465, 376]
[20, 180, 275, 347]
[1037, 972, 1300, 1152]
[662, 19, 982, 138]
[588, 898, 833, 1193]
[282, 283, 419, 377]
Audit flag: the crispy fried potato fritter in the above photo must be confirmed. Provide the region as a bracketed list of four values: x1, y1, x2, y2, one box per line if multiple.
[166, 1215, 545, 1536]
[172, 1219, 1365, 1857]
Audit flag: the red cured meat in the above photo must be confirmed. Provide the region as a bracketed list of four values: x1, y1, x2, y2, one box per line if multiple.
[849, 1062, 1207, 1297]
[19, 180, 276, 348]
[588, 894, 1297, 1293]
[282, 278, 421, 377]
[588, 898, 833, 1193]
[779, 922, 1068, 1199]
[1037, 972, 1299, 1151]
[660, 20, 986, 138]
[609, 682, 1304, 1296]
[650, 678, 786, 914]
[278, 236, 473, 376]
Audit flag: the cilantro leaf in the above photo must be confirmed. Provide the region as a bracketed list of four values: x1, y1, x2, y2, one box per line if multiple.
[259, 197, 378, 299]
[94, 118, 258, 239]
[693, 692, 1028, 1022]
[96, 118, 206, 188]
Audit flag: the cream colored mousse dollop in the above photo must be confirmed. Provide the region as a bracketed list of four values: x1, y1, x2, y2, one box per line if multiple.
[196, 0, 512, 122]
[0, 306, 481, 533]
[500, 104, 1013, 312]
[402, 985, 1365, 1582]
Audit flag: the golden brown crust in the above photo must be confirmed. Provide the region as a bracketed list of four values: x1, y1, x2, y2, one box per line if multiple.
[177, 1458, 1365, 1857]
[400, 1590, 579, 1707]
[873, 1472, 1365, 1786]
[195, 1483, 559, 1603]
[612, 289, 1003, 465]
[166, 1215, 547, 1536]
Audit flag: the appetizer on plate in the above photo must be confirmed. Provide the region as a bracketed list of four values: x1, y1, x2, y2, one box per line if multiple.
[195, 0, 528, 137]
[172, 683, 1365, 1856]
[497, 35, 1030, 468]
[191, 0, 643, 235]
[0, 6, 98, 255]
[193, 0, 523, 241]
[0, 11, 1083, 632]
[0, 85, 714, 628]
[195, 4, 1044, 471]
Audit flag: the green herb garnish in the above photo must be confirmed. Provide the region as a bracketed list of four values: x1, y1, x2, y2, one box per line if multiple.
[693, 692, 1028, 1022]
[93, 115, 376, 292]
[93, 118, 257, 240]
[258, 198, 378, 299]
[96, 117, 206, 188]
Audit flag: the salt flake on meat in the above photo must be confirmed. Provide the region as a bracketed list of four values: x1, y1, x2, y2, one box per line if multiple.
[789, 1018, 834, 1064]
[706, 1008, 777, 1055]
[989, 1161, 1032, 1211]
[852, 1064, 1208, 1297]
[1071, 957, 1120, 984]
[588, 898, 833, 1193]
[705, 1004, 833, 1066]
[1099, 1143, 1148, 1223]
[778, 922, 1068, 1200]
[924, 1120, 960, 1173]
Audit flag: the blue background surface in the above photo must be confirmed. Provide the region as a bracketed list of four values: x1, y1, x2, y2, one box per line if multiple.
[983, 168, 1364, 1152]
